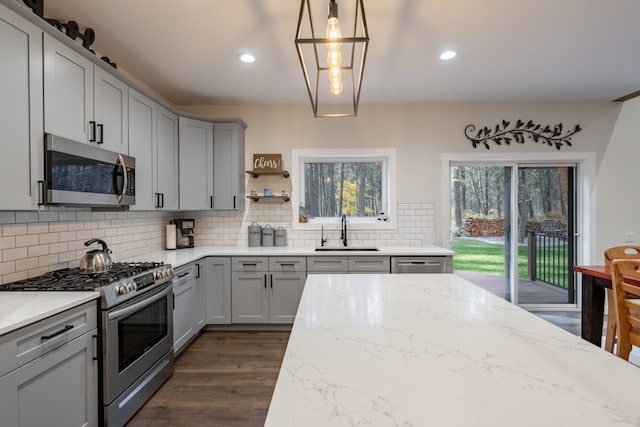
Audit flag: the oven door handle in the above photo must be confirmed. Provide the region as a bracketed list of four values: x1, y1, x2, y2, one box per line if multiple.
[107, 284, 172, 321]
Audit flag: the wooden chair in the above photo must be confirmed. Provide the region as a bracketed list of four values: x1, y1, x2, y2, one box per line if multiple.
[610, 259, 640, 360]
[603, 245, 640, 352]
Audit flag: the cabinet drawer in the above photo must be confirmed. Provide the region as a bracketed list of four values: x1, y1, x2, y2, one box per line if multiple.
[348, 256, 390, 273]
[0, 301, 97, 377]
[174, 263, 197, 283]
[307, 257, 349, 273]
[231, 257, 269, 272]
[269, 257, 306, 272]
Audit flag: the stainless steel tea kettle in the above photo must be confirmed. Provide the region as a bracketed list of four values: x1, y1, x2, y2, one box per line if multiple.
[79, 239, 112, 272]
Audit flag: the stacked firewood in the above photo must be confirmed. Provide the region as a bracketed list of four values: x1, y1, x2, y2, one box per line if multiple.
[460, 218, 504, 237]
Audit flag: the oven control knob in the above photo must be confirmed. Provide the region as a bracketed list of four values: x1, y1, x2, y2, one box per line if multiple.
[116, 285, 128, 295]
[126, 282, 135, 292]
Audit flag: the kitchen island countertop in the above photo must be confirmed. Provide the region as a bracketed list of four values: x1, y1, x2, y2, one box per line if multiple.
[129, 246, 454, 269]
[265, 273, 640, 426]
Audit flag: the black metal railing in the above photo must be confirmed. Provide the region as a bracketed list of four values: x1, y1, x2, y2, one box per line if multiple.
[527, 231, 569, 289]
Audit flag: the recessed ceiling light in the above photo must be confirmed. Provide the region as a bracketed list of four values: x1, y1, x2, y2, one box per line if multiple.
[237, 53, 256, 63]
[439, 50, 457, 61]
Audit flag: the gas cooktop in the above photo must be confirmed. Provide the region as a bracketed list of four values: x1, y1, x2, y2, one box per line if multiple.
[0, 262, 166, 291]
[0, 261, 175, 309]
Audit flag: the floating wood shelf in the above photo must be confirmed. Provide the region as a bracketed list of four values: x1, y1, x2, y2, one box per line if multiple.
[246, 195, 290, 203]
[245, 170, 290, 179]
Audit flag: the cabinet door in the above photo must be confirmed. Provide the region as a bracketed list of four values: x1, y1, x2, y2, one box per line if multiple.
[156, 106, 179, 210]
[206, 257, 232, 325]
[128, 88, 156, 210]
[94, 66, 128, 153]
[213, 121, 246, 210]
[179, 117, 213, 210]
[231, 272, 269, 323]
[0, 7, 43, 210]
[0, 331, 98, 427]
[194, 261, 207, 331]
[173, 266, 196, 354]
[43, 33, 93, 143]
[269, 272, 306, 324]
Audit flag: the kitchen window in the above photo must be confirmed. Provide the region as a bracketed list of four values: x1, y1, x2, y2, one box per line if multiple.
[292, 149, 396, 229]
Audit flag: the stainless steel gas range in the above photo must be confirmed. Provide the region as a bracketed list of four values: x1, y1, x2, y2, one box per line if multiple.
[1, 262, 175, 427]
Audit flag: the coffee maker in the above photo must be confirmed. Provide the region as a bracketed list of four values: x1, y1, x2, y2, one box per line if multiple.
[171, 219, 195, 248]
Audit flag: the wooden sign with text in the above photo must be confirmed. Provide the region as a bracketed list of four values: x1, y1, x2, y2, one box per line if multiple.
[253, 154, 283, 172]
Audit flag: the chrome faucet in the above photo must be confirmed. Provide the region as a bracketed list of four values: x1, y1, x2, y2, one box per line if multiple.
[340, 214, 348, 247]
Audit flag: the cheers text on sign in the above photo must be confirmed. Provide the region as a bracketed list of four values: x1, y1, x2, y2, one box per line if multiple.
[253, 154, 283, 172]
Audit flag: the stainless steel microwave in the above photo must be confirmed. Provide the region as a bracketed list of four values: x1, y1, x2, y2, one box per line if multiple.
[43, 134, 135, 206]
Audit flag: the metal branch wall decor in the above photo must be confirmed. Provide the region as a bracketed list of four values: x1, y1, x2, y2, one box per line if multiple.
[464, 120, 582, 150]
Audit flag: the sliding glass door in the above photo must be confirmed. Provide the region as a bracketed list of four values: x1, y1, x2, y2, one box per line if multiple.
[450, 162, 576, 308]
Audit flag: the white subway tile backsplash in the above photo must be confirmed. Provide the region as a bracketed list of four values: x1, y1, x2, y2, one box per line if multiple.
[16, 235, 37, 247]
[0, 212, 16, 224]
[3, 223, 26, 236]
[0, 236, 16, 249]
[4, 247, 27, 261]
[15, 212, 38, 223]
[0, 203, 436, 284]
[27, 223, 48, 235]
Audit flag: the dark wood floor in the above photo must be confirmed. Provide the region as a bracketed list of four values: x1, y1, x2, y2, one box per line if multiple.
[126, 331, 289, 427]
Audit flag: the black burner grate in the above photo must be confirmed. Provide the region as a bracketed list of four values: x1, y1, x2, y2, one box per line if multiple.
[0, 262, 163, 291]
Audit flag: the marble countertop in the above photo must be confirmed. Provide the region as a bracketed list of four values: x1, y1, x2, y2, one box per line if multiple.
[265, 274, 640, 426]
[129, 246, 454, 268]
[0, 292, 99, 336]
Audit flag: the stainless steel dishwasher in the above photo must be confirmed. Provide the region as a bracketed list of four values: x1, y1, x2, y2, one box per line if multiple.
[390, 256, 452, 273]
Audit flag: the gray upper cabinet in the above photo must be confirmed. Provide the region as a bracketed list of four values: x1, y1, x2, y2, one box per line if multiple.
[44, 34, 129, 153]
[93, 66, 129, 153]
[179, 117, 214, 210]
[213, 120, 246, 210]
[129, 89, 178, 210]
[156, 105, 179, 210]
[0, 6, 43, 210]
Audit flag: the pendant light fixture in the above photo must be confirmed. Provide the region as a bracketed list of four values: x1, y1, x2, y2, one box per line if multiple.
[295, 0, 369, 117]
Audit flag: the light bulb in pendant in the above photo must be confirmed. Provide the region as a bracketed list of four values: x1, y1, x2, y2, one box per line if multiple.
[326, 0, 343, 95]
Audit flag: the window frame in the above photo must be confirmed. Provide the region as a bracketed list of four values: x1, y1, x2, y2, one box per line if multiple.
[291, 148, 396, 230]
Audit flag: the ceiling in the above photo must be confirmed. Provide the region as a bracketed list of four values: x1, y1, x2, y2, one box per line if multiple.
[41, 0, 640, 107]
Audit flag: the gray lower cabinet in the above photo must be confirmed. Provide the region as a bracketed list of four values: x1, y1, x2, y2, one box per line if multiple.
[232, 257, 306, 324]
[308, 256, 390, 273]
[348, 256, 390, 273]
[205, 257, 232, 324]
[172, 262, 198, 355]
[0, 301, 99, 427]
[307, 256, 349, 274]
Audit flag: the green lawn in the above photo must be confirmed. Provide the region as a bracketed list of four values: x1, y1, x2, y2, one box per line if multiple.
[451, 238, 569, 287]
[450, 238, 528, 277]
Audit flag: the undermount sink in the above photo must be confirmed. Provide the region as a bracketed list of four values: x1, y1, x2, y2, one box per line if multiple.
[315, 247, 379, 252]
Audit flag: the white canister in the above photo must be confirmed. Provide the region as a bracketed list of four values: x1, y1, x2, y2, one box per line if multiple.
[248, 222, 262, 247]
[261, 224, 274, 247]
[166, 224, 176, 250]
[275, 227, 287, 247]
